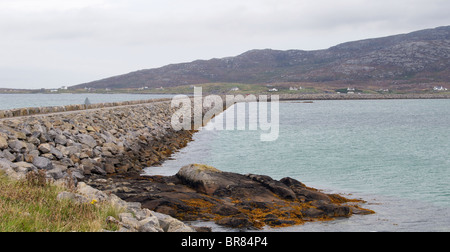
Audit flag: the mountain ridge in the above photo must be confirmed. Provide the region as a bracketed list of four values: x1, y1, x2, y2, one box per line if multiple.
[71, 25, 450, 91]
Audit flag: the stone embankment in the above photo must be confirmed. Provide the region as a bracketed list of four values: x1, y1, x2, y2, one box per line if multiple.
[0, 99, 202, 232]
[0, 100, 196, 180]
[0, 98, 172, 119]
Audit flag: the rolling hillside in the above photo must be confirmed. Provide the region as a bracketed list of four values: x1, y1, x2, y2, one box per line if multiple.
[71, 26, 450, 91]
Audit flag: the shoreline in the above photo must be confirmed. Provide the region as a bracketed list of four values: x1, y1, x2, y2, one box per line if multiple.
[1, 93, 449, 119]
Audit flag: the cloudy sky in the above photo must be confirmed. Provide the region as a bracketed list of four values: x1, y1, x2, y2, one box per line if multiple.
[1, 0, 449, 89]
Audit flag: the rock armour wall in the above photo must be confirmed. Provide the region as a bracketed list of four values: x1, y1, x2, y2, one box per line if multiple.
[0, 99, 196, 182]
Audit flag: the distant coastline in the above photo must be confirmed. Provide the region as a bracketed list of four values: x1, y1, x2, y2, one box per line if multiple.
[1, 92, 449, 119]
[276, 93, 450, 101]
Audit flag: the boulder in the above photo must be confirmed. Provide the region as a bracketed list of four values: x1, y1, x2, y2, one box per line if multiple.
[54, 134, 68, 145]
[0, 158, 23, 180]
[0, 136, 8, 150]
[137, 216, 163, 232]
[14, 161, 37, 174]
[77, 134, 97, 148]
[119, 213, 140, 230]
[116, 212, 164, 232]
[38, 143, 52, 154]
[47, 165, 68, 180]
[32, 156, 53, 170]
[76, 182, 109, 202]
[50, 146, 64, 159]
[13, 130, 27, 140]
[176, 164, 226, 195]
[61, 144, 82, 156]
[8, 140, 28, 153]
[2, 150, 16, 162]
[102, 142, 122, 155]
[151, 211, 195, 232]
[176, 164, 290, 203]
[56, 191, 90, 204]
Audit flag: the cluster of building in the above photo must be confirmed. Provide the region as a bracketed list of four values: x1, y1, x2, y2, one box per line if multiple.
[433, 86, 448, 91]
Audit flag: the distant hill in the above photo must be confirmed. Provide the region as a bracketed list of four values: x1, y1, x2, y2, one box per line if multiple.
[71, 26, 450, 91]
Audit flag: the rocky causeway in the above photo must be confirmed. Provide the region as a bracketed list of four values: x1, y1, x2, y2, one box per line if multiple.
[0, 97, 377, 231]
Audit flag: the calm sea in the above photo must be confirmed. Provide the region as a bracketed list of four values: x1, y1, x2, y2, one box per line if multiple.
[145, 99, 450, 232]
[0, 93, 175, 110]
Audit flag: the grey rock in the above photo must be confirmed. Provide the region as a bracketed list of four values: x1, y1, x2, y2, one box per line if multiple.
[76, 182, 108, 202]
[56, 191, 90, 204]
[176, 164, 225, 195]
[0, 136, 8, 149]
[0, 158, 23, 180]
[27, 136, 40, 145]
[38, 143, 52, 153]
[8, 140, 28, 153]
[61, 144, 82, 156]
[0, 158, 17, 171]
[152, 211, 195, 232]
[137, 216, 163, 232]
[14, 161, 37, 173]
[25, 150, 40, 162]
[13, 130, 27, 140]
[68, 168, 84, 180]
[47, 165, 67, 180]
[54, 134, 68, 145]
[50, 146, 64, 159]
[2, 150, 17, 162]
[77, 134, 97, 148]
[119, 213, 139, 230]
[129, 207, 151, 221]
[32, 156, 54, 170]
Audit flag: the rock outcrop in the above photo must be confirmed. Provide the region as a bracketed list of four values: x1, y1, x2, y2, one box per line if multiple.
[90, 164, 374, 230]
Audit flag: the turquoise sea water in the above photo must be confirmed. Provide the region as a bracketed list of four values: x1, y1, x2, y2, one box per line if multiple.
[0, 93, 174, 110]
[146, 99, 450, 232]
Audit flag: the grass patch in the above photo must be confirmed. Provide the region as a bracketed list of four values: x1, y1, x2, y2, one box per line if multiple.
[0, 172, 122, 232]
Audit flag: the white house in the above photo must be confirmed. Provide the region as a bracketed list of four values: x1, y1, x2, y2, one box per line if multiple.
[433, 86, 448, 91]
[230, 87, 239, 92]
[268, 88, 278, 92]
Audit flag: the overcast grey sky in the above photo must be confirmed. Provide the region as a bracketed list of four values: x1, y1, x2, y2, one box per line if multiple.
[1, 0, 449, 89]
